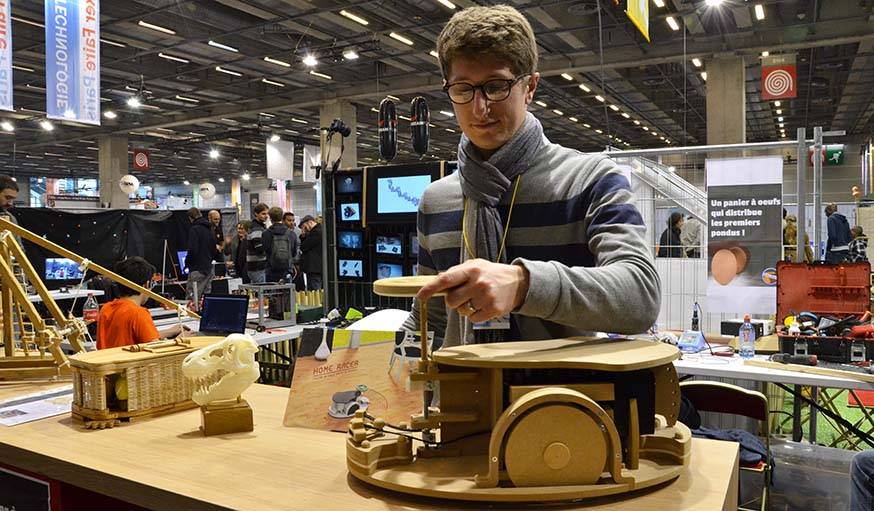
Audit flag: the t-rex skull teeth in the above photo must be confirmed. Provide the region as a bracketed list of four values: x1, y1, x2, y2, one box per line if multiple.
[181, 334, 260, 406]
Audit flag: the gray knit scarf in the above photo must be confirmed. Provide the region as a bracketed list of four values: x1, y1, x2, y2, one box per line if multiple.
[456, 112, 544, 344]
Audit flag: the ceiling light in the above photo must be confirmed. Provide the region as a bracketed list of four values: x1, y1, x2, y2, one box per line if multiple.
[578, 83, 591, 93]
[776, 109, 782, 115]
[761, 51, 769, 57]
[779, 123, 785, 128]
[569, 116, 578, 122]
[183, 180, 190, 186]
[12, 16, 44, 28]
[262, 78, 285, 87]
[595, 95, 605, 102]
[552, 109, 564, 116]
[175, 95, 199, 103]
[101, 38, 126, 48]
[339, 9, 369, 25]
[621, 112, 631, 119]
[666, 16, 680, 31]
[595, 129, 603, 134]
[439, 110, 454, 117]
[386, 95, 400, 101]
[445, 128, 456, 133]
[652, 132, 659, 137]
[774, 101, 781, 107]
[138, 20, 176, 35]
[291, 118, 308, 124]
[218, 177, 225, 183]
[302, 54, 318, 67]
[215, 66, 242, 77]
[12, 64, 34, 72]
[535, 100, 547, 107]
[777, 116, 784, 122]
[653, 0, 665, 7]
[436, 0, 456, 8]
[39, 120, 54, 131]
[208, 40, 238, 53]
[103, 111, 117, 119]
[700, 72, 707, 81]
[705, 0, 723, 6]
[342, 49, 359, 60]
[241, 173, 250, 181]
[389, 32, 414, 46]
[429, 50, 439, 59]
[754, 4, 765, 20]
[781, 132, 787, 138]
[127, 96, 142, 108]
[159, 53, 189, 64]
[209, 149, 219, 159]
[609, 104, 620, 112]
[583, 123, 591, 128]
[692, 58, 702, 67]
[309, 70, 332, 80]
[259, 112, 275, 118]
[0, 121, 13, 132]
[633, 120, 641, 125]
[642, 126, 649, 131]
[263, 56, 291, 67]
[270, 134, 280, 142]
[560, 73, 573, 81]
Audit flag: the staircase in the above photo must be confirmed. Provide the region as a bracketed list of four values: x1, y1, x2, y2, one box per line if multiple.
[611, 156, 707, 222]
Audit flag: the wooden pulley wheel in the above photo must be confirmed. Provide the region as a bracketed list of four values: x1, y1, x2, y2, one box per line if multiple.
[504, 404, 607, 487]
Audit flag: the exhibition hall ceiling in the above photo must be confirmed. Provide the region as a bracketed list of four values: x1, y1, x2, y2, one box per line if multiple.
[0, 0, 872, 181]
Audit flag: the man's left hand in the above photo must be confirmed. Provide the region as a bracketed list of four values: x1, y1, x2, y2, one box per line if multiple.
[416, 259, 530, 323]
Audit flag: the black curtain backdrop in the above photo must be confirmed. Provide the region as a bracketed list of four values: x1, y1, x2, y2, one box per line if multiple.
[9, 208, 237, 289]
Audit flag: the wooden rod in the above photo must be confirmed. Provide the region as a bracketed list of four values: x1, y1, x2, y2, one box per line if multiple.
[419, 299, 428, 364]
[0, 217, 200, 319]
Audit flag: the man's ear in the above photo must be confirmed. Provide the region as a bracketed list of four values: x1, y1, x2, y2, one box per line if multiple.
[524, 72, 540, 104]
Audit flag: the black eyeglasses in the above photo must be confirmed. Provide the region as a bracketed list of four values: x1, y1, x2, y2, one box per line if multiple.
[443, 74, 530, 105]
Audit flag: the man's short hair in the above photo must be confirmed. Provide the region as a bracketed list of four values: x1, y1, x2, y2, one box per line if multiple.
[253, 203, 269, 215]
[238, 220, 252, 232]
[268, 206, 284, 223]
[283, 211, 295, 220]
[114, 257, 156, 297]
[299, 215, 315, 226]
[187, 207, 202, 220]
[437, 5, 538, 79]
[826, 203, 838, 214]
[0, 175, 18, 193]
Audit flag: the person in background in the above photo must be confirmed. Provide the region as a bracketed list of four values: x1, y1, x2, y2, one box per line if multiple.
[0, 175, 22, 245]
[283, 211, 301, 239]
[262, 206, 299, 282]
[783, 214, 814, 263]
[247, 203, 269, 283]
[96, 257, 186, 349]
[826, 203, 852, 264]
[680, 214, 701, 258]
[848, 225, 868, 263]
[298, 215, 323, 290]
[208, 210, 226, 277]
[185, 208, 218, 303]
[225, 221, 251, 283]
[657, 212, 685, 258]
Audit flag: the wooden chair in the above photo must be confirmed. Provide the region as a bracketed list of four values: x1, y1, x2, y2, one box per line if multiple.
[680, 381, 771, 511]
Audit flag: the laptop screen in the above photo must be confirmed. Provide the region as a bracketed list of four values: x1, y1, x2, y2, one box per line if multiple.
[199, 294, 248, 334]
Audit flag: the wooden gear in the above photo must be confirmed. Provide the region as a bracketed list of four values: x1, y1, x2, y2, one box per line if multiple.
[346, 276, 691, 502]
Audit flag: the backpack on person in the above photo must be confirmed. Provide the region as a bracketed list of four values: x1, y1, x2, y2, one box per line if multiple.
[270, 231, 292, 270]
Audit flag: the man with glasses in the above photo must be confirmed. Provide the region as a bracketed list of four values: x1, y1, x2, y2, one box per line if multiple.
[405, 5, 659, 347]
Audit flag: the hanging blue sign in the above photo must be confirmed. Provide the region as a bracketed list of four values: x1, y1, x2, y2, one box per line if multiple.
[45, 0, 100, 125]
[0, 0, 12, 112]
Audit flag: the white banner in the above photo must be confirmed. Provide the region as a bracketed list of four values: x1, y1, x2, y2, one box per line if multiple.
[302, 144, 320, 183]
[266, 139, 294, 180]
[0, 0, 12, 112]
[706, 156, 783, 314]
[45, 0, 100, 125]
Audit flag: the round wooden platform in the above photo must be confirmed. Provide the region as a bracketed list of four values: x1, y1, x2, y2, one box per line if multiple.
[372, 276, 446, 298]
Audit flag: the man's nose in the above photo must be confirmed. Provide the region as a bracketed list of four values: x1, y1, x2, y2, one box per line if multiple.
[471, 89, 490, 117]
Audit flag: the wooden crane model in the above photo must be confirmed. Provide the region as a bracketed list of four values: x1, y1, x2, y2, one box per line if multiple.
[0, 216, 198, 381]
[346, 276, 692, 503]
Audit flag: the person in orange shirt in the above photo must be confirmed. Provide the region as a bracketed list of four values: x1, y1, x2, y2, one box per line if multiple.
[96, 257, 186, 350]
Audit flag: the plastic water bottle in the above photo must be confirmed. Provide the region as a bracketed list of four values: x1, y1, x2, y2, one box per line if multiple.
[739, 314, 756, 359]
[83, 293, 99, 322]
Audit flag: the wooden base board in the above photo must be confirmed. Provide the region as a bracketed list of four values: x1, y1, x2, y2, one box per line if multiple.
[201, 399, 254, 436]
[745, 359, 874, 383]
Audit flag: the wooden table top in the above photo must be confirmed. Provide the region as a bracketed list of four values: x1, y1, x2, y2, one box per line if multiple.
[0, 382, 738, 511]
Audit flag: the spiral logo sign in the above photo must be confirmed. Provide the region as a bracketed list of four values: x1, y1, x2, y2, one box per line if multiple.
[761, 65, 797, 100]
[132, 149, 150, 171]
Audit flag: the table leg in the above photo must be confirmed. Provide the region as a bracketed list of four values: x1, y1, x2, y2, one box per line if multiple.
[792, 384, 803, 442]
[809, 386, 818, 445]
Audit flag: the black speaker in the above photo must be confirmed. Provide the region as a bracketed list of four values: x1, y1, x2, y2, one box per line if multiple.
[378, 98, 397, 162]
[410, 96, 430, 156]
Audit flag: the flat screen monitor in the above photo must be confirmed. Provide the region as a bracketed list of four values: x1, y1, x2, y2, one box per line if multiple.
[337, 230, 364, 250]
[338, 259, 364, 279]
[339, 202, 361, 222]
[177, 250, 189, 276]
[336, 174, 362, 194]
[45, 258, 83, 280]
[376, 175, 432, 214]
[410, 234, 419, 257]
[199, 294, 248, 334]
[375, 234, 403, 256]
[375, 261, 404, 279]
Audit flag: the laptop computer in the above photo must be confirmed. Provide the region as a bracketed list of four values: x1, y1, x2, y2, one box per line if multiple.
[197, 294, 249, 335]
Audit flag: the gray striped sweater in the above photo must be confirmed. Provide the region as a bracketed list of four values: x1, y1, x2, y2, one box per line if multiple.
[402, 139, 660, 347]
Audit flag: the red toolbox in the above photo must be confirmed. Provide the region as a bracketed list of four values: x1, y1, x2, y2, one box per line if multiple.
[776, 261, 872, 363]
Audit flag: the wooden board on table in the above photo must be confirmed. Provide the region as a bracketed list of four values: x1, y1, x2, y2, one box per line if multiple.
[745, 358, 874, 383]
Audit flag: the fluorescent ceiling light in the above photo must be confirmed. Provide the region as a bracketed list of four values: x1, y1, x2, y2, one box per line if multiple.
[12, 16, 43, 28]
[127, 96, 142, 108]
[552, 109, 564, 116]
[705, 0, 723, 6]
[12, 64, 34, 72]
[445, 128, 456, 133]
[215, 66, 242, 77]
[39, 120, 54, 131]
[692, 58, 702, 67]
[642, 126, 649, 131]
[138, 20, 176, 35]
[302, 55, 318, 67]
[183, 180, 190, 186]
[386, 95, 400, 101]
[218, 177, 225, 183]
[583, 123, 591, 128]
[309, 70, 332, 80]
[101, 38, 126, 48]
[436, 0, 456, 8]
[595, 129, 603, 134]
[761, 51, 769, 57]
[700, 72, 707, 81]
[103, 111, 117, 119]
[209, 149, 219, 159]
[439, 110, 454, 117]
[666, 16, 680, 31]
[754, 4, 765, 20]
[595, 95, 605, 102]
[578, 83, 591, 93]
[259, 112, 275, 118]
[568, 117, 578, 122]
[339, 10, 369, 26]
[775, 101, 781, 107]
[776, 109, 782, 115]
[389, 32, 414, 46]
[777, 116, 784, 122]
[291, 118, 308, 124]
[342, 49, 359, 60]
[208, 40, 238, 53]
[241, 173, 250, 181]
[0, 121, 13, 132]
[621, 112, 631, 119]
[262, 78, 285, 87]
[175, 95, 199, 103]
[653, 0, 665, 7]
[633, 120, 641, 125]
[159, 52, 189, 64]
[560, 73, 573, 81]
[609, 104, 620, 111]
[429, 50, 439, 59]
[779, 123, 785, 128]
[270, 134, 281, 142]
[535, 100, 547, 107]
[263, 56, 291, 68]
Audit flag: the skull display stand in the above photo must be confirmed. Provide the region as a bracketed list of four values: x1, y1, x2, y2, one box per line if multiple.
[346, 276, 691, 503]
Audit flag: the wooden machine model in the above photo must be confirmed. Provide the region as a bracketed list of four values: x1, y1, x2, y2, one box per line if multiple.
[346, 276, 691, 502]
